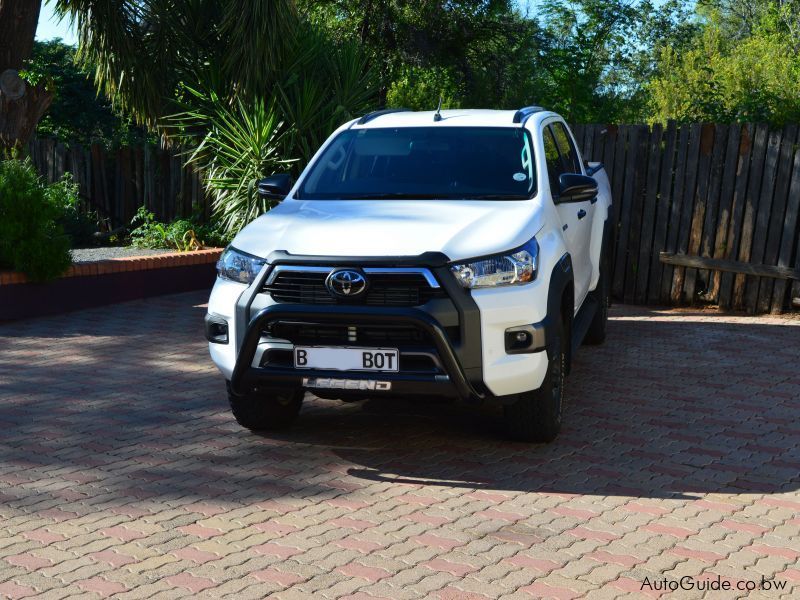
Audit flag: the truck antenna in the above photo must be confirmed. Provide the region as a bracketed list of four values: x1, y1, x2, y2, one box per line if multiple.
[433, 96, 443, 122]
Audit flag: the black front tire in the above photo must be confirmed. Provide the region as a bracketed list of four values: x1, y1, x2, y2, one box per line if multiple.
[503, 320, 566, 443]
[227, 383, 304, 431]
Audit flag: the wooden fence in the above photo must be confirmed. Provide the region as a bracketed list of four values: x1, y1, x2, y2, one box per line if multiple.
[29, 122, 800, 313]
[28, 138, 209, 227]
[573, 122, 800, 314]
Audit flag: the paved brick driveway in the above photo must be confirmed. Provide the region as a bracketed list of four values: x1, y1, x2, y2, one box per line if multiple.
[1, 292, 799, 599]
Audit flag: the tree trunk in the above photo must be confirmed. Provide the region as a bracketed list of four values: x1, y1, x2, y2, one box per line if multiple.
[0, 0, 52, 152]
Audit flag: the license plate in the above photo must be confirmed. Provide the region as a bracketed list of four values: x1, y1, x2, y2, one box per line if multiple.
[293, 346, 399, 372]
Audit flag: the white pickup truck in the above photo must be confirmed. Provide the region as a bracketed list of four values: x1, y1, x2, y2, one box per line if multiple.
[205, 107, 613, 442]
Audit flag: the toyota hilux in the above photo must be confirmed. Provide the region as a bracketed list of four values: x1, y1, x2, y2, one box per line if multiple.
[205, 106, 612, 442]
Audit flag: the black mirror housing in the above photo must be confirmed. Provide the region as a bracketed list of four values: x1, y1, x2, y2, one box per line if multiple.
[557, 173, 598, 203]
[258, 173, 293, 201]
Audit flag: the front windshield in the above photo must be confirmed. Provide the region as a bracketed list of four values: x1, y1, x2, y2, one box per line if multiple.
[297, 126, 536, 200]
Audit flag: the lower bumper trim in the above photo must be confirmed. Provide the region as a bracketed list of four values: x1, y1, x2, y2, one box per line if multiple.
[230, 305, 482, 401]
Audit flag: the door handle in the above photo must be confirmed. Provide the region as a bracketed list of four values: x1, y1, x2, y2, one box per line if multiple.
[577, 209, 587, 219]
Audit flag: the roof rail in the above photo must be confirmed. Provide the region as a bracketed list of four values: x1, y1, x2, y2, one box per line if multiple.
[512, 106, 544, 124]
[357, 108, 411, 125]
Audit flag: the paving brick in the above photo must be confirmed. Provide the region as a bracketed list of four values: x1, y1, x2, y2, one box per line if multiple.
[2, 295, 799, 599]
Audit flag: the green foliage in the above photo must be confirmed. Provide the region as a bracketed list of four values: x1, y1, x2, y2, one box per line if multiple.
[166, 26, 376, 234]
[169, 92, 295, 234]
[130, 207, 232, 251]
[53, 1, 376, 234]
[44, 172, 99, 247]
[0, 160, 72, 282]
[387, 66, 461, 111]
[275, 27, 378, 164]
[55, 0, 299, 128]
[649, 6, 800, 124]
[302, 0, 543, 109]
[22, 40, 147, 147]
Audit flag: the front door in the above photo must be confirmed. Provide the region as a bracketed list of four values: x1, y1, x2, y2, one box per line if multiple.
[542, 122, 595, 310]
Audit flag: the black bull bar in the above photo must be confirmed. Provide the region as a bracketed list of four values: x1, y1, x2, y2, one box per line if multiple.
[229, 304, 484, 401]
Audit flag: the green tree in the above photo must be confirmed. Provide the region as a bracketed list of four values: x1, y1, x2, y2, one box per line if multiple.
[649, 3, 800, 124]
[300, 0, 543, 109]
[0, 0, 52, 151]
[54, 0, 299, 127]
[47, 1, 377, 233]
[23, 40, 146, 147]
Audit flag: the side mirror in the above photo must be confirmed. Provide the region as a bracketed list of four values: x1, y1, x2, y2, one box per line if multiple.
[258, 173, 293, 202]
[557, 173, 598, 203]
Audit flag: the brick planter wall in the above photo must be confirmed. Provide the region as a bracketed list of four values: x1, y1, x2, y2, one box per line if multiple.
[0, 248, 222, 321]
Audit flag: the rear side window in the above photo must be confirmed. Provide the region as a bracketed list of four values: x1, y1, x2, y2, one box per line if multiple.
[549, 122, 583, 174]
[542, 127, 563, 195]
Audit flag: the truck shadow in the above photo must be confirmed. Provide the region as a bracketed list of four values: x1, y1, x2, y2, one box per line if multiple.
[262, 307, 800, 500]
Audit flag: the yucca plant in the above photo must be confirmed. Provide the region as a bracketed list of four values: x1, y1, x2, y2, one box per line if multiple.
[166, 26, 377, 235]
[169, 88, 296, 234]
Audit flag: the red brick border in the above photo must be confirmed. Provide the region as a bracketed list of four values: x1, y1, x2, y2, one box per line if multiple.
[0, 248, 223, 286]
[0, 248, 223, 321]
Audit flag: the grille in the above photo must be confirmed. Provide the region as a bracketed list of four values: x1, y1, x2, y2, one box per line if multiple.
[264, 270, 445, 307]
[267, 322, 431, 346]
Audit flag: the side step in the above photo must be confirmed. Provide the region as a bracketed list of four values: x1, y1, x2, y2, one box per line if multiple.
[571, 293, 599, 359]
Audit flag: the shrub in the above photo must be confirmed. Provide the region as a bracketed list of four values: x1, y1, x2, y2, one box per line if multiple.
[129, 207, 232, 251]
[0, 159, 72, 282]
[45, 172, 99, 247]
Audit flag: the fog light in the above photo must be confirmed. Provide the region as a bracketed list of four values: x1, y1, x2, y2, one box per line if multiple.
[205, 314, 229, 344]
[505, 324, 546, 354]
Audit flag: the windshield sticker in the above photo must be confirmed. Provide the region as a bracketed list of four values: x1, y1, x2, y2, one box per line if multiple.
[513, 172, 527, 182]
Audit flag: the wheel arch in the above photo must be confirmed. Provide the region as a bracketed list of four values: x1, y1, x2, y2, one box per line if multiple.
[546, 253, 574, 374]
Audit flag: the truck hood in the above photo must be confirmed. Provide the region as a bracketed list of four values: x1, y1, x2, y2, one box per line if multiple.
[232, 198, 543, 263]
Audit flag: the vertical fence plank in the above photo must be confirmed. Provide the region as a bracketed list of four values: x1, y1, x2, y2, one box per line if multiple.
[623, 126, 649, 303]
[744, 127, 782, 313]
[613, 126, 639, 298]
[159, 149, 171, 221]
[708, 124, 742, 303]
[682, 124, 717, 302]
[719, 125, 753, 309]
[758, 125, 798, 312]
[792, 236, 800, 307]
[771, 148, 800, 312]
[585, 124, 596, 162]
[54, 143, 67, 180]
[696, 124, 729, 302]
[570, 124, 587, 152]
[732, 124, 770, 310]
[133, 146, 144, 219]
[647, 120, 677, 304]
[667, 123, 701, 304]
[601, 125, 617, 180]
[662, 124, 691, 302]
[635, 124, 662, 304]
[670, 123, 703, 304]
[591, 125, 605, 162]
[608, 126, 629, 299]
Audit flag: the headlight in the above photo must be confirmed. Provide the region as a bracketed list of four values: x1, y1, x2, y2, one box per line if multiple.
[451, 238, 538, 289]
[216, 246, 267, 285]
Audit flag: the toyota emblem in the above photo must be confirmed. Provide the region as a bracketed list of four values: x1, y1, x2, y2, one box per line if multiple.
[325, 269, 368, 297]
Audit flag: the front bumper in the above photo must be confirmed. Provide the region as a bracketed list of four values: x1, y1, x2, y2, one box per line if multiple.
[209, 251, 551, 401]
[229, 304, 484, 401]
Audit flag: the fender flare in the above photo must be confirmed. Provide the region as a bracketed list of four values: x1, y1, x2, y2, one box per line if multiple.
[544, 253, 574, 371]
